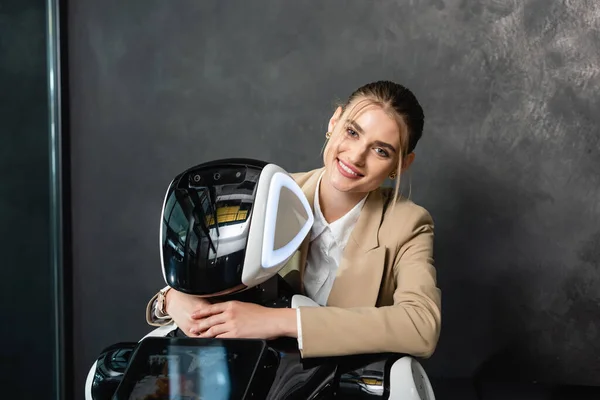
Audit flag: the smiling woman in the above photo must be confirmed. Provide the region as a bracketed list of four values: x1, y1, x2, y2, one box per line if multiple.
[146, 80, 441, 359]
[320, 83, 421, 221]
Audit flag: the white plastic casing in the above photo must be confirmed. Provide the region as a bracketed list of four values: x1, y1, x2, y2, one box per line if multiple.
[241, 164, 313, 288]
[388, 357, 436, 400]
[158, 179, 173, 286]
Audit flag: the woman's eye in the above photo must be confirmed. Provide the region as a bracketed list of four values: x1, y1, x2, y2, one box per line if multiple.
[346, 128, 358, 137]
[375, 148, 389, 158]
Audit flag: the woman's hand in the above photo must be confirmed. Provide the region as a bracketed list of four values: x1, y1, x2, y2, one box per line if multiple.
[164, 289, 212, 337]
[189, 301, 297, 340]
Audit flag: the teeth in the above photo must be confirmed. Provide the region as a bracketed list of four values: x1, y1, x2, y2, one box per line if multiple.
[339, 160, 358, 176]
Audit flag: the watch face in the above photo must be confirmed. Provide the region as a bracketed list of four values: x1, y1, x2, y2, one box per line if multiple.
[158, 292, 167, 313]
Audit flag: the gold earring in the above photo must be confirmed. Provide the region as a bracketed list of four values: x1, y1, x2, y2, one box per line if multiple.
[325, 131, 332, 139]
[389, 171, 397, 180]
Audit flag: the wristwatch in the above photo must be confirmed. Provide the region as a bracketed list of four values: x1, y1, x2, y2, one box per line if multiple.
[157, 286, 172, 316]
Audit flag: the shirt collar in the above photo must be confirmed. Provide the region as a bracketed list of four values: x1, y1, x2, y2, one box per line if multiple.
[311, 171, 367, 245]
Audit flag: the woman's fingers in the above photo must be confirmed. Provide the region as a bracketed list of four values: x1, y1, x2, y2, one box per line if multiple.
[196, 321, 230, 338]
[190, 313, 228, 335]
[190, 300, 211, 316]
[187, 301, 280, 340]
[215, 331, 236, 339]
[191, 301, 233, 319]
[165, 289, 213, 335]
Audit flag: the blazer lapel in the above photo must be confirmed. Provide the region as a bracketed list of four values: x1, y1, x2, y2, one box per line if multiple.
[326, 188, 387, 307]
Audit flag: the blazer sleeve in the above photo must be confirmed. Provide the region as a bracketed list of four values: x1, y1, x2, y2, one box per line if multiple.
[297, 209, 441, 358]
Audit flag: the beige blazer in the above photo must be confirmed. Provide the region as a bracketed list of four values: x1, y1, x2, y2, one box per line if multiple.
[146, 167, 441, 359]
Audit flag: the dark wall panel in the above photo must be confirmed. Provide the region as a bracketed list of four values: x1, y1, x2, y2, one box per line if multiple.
[0, 0, 62, 399]
[68, 0, 600, 396]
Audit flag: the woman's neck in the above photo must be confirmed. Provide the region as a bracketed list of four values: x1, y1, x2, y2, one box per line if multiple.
[318, 173, 366, 224]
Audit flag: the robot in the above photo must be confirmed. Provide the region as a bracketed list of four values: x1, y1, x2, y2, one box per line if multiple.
[85, 158, 436, 399]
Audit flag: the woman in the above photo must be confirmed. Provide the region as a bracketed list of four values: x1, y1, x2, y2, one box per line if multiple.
[146, 80, 441, 359]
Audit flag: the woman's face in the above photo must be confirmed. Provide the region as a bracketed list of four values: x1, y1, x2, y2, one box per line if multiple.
[323, 102, 408, 196]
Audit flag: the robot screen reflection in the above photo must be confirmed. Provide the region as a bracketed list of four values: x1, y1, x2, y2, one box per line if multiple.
[126, 347, 230, 400]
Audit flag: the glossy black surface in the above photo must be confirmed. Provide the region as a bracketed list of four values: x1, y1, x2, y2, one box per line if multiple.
[91, 342, 138, 400]
[161, 159, 268, 295]
[113, 337, 272, 400]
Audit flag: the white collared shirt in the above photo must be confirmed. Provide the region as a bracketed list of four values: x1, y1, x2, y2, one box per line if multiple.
[303, 173, 366, 305]
[296, 172, 366, 348]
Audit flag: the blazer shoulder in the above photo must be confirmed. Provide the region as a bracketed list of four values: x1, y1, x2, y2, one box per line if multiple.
[290, 171, 307, 181]
[290, 168, 323, 186]
[379, 187, 434, 235]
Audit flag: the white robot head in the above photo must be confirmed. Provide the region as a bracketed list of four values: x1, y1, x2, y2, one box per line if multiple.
[159, 158, 313, 297]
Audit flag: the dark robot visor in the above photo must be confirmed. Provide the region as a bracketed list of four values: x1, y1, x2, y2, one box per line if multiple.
[160, 160, 266, 295]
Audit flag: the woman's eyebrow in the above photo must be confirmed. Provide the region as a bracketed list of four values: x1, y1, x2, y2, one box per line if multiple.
[348, 120, 397, 153]
[374, 141, 397, 153]
[347, 120, 364, 133]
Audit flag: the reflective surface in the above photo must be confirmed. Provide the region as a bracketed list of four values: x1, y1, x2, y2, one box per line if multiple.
[91, 342, 138, 400]
[161, 159, 267, 295]
[113, 338, 270, 400]
[47, 0, 67, 398]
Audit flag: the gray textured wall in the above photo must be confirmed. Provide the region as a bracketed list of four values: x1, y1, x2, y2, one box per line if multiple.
[69, 0, 600, 396]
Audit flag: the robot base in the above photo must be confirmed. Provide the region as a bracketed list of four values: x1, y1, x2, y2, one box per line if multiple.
[86, 325, 435, 399]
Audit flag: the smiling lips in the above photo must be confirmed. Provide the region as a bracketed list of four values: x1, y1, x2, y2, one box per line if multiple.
[336, 158, 364, 179]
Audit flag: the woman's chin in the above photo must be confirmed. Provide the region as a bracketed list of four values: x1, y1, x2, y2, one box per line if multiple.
[330, 176, 364, 194]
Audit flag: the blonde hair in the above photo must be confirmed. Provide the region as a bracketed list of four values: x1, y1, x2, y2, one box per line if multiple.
[324, 81, 425, 205]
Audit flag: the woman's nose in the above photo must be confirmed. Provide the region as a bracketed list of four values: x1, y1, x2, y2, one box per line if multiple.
[346, 143, 368, 166]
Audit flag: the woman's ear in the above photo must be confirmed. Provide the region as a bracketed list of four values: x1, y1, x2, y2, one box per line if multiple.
[327, 106, 343, 132]
[401, 152, 416, 172]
